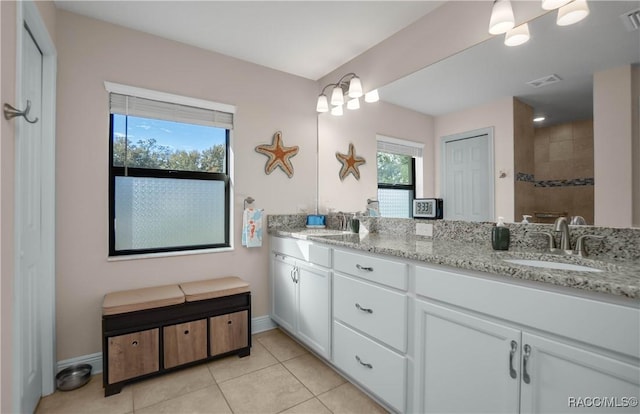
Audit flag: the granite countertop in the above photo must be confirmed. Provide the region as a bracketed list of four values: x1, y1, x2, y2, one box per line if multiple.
[270, 228, 640, 300]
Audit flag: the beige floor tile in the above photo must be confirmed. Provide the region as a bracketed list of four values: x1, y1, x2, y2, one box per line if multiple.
[219, 364, 312, 414]
[132, 364, 214, 410]
[279, 397, 332, 414]
[256, 329, 308, 362]
[36, 374, 133, 414]
[208, 340, 278, 383]
[135, 384, 232, 414]
[318, 383, 388, 414]
[283, 353, 346, 395]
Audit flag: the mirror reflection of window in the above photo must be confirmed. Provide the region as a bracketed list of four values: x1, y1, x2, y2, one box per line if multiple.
[376, 137, 424, 218]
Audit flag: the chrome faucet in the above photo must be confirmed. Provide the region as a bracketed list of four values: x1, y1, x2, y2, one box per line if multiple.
[553, 217, 572, 254]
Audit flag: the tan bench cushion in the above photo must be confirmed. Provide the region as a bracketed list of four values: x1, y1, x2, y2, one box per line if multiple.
[179, 277, 250, 302]
[103, 284, 185, 316]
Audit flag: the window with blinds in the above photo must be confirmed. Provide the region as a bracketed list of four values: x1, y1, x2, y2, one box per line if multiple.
[106, 83, 235, 256]
[376, 136, 424, 218]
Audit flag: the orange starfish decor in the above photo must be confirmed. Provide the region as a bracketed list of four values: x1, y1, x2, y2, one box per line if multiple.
[336, 143, 366, 180]
[255, 131, 299, 178]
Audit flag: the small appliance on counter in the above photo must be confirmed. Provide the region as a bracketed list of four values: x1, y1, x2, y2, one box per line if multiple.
[306, 214, 326, 228]
[412, 198, 443, 219]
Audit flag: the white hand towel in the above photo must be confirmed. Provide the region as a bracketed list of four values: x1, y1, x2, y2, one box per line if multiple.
[242, 208, 263, 248]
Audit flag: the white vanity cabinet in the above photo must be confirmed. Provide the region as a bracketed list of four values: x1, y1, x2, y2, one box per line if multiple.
[414, 265, 640, 414]
[332, 248, 409, 412]
[271, 236, 332, 359]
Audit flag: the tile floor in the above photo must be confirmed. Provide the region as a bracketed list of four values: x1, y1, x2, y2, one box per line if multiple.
[36, 329, 388, 414]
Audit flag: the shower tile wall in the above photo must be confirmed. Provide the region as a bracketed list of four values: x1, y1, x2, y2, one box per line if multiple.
[532, 119, 594, 224]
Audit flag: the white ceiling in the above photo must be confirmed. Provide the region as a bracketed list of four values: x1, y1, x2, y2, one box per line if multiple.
[54, 0, 444, 81]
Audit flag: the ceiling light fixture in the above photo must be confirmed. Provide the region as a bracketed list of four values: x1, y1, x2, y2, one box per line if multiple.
[489, 0, 515, 34]
[317, 73, 377, 115]
[505, 23, 530, 46]
[533, 116, 546, 122]
[557, 0, 590, 26]
[541, 0, 572, 10]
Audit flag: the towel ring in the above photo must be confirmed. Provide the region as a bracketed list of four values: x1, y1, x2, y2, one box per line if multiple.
[244, 197, 255, 209]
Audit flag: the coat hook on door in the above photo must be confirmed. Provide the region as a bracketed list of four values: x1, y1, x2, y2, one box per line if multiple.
[3, 100, 39, 124]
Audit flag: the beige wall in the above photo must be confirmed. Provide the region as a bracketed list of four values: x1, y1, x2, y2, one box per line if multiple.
[318, 101, 434, 213]
[55, 10, 319, 361]
[434, 97, 515, 222]
[594, 66, 633, 227]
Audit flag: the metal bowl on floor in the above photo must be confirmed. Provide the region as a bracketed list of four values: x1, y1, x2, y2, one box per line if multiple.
[56, 364, 92, 391]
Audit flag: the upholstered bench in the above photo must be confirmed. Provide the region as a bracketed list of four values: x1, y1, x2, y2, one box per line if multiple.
[102, 277, 251, 396]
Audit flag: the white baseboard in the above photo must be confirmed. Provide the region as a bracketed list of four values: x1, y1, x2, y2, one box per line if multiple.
[57, 352, 103, 375]
[252, 315, 277, 333]
[56, 316, 278, 374]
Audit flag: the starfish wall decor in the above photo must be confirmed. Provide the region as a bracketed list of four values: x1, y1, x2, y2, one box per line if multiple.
[255, 131, 299, 178]
[336, 143, 366, 181]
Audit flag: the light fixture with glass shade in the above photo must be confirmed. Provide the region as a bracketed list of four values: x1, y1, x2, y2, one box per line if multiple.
[541, 0, 572, 10]
[316, 73, 378, 115]
[489, 0, 515, 34]
[557, 0, 590, 26]
[504, 23, 530, 46]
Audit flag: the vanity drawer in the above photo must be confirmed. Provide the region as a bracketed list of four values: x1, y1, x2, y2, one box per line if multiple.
[333, 321, 406, 412]
[333, 249, 407, 290]
[334, 274, 407, 352]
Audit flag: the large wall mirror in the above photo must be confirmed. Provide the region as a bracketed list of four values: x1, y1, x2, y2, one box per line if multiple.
[371, 1, 638, 227]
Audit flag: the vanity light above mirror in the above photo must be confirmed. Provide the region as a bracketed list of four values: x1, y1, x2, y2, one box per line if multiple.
[316, 72, 379, 116]
[490, 0, 591, 47]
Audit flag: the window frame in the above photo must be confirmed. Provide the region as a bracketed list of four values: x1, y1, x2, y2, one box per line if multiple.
[105, 82, 235, 257]
[377, 155, 416, 218]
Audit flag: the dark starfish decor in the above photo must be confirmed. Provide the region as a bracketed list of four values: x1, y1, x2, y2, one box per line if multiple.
[336, 143, 366, 181]
[255, 131, 299, 178]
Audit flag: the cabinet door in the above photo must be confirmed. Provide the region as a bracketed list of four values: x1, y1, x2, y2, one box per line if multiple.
[520, 332, 640, 414]
[271, 254, 297, 332]
[210, 310, 249, 356]
[163, 319, 207, 369]
[414, 300, 520, 413]
[297, 263, 331, 359]
[107, 328, 159, 384]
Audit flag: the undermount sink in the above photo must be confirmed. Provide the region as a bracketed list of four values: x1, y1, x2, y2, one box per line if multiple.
[503, 259, 603, 273]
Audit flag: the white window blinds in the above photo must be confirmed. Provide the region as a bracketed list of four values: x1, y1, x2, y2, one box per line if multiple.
[109, 93, 234, 130]
[377, 136, 423, 158]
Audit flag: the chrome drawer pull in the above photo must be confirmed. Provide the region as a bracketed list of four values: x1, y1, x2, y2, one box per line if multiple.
[355, 303, 373, 314]
[356, 264, 374, 272]
[522, 344, 531, 384]
[509, 340, 517, 379]
[355, 355, 373, 369]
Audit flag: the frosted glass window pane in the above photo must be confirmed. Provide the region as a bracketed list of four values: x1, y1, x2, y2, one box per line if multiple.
[378, 188, 412, 218]
[115, 177, 226, 250]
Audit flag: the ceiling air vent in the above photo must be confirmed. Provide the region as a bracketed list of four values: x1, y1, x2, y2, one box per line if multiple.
[526, 74, 562, 88]
[620, 8, 640, 31]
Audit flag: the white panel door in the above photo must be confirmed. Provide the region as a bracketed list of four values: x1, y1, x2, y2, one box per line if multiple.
[520, 332, 640, 414]
[271, 255, 297, 333]
[414, 300, 521, 413]
[296, 263, 331, 359]
[16, 24, 44, 414]
[443, 133, 492, 221]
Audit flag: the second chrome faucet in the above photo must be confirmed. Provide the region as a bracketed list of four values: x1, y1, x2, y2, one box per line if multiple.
[530, 217, 603, 257]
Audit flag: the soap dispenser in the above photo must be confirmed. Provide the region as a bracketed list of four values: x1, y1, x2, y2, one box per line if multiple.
[521, 215, 532, 224]
[492, 217, 510, 250]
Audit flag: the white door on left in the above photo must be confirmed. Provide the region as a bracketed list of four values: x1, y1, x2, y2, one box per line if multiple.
[16, 23, 44, 414]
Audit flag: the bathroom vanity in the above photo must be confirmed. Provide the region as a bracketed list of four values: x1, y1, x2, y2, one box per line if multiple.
[269, 221, 639, 413]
